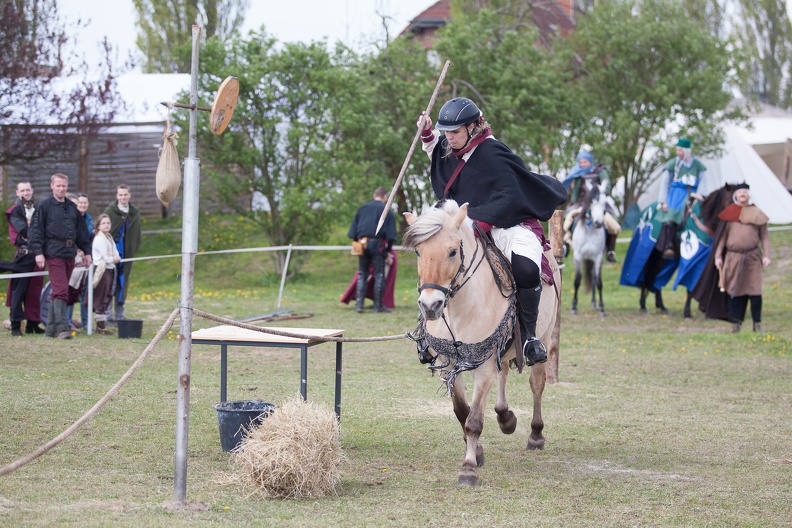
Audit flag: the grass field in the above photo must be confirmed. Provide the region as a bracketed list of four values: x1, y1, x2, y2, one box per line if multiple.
[0, 218, 790, 527]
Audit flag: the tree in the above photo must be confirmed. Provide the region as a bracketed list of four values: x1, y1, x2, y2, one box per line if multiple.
[732, 0, 792, 109]
[435, 8, 576, 176]
[183, 31, 362, 276]
[1, 0, 122, 169]
[133, 0, 249, 73]
[560, 0, 745, 215]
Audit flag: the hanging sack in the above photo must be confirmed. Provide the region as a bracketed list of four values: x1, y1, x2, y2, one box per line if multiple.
[156, 113, 182, 207]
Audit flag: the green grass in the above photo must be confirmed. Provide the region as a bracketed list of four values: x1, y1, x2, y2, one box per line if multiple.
[1, 218, 790, 527]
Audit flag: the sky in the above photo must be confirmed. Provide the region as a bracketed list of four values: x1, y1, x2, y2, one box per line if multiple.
[58, 0, 436, 70]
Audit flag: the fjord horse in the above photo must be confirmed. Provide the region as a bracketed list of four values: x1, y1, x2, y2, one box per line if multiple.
[403, 201, 560, 486]
[570, 178, 607, 315]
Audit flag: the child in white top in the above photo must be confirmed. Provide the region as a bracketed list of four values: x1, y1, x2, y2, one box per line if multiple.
[91, 214, 121, 334]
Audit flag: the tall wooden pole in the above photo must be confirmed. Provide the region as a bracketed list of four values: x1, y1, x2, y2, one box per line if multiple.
[546, 210, 564, 384]
[173, 24, 202, 505]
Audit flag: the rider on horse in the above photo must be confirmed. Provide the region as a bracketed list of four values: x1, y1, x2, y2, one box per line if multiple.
[654, 138, 710, 259]
[562, 145, 621, 263]
[417, 97, 568, 366]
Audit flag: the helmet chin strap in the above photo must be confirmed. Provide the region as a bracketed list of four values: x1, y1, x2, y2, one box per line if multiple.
[452, 123, 475, 153]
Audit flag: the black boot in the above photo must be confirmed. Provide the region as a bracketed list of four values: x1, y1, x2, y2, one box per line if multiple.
[606, 233, 618, 263]
[355, 273, 366, 313]
[373, 272, 391, 313]
[517, 286, 547, 366]
[25, 321, 45, 334]
[11, 321, 23, 337]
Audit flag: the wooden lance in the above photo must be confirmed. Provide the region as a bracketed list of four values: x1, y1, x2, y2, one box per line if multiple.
[375, 60, 451, 235]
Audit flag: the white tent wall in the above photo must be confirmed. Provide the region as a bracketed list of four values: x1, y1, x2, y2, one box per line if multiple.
[637, 122, 792, 225]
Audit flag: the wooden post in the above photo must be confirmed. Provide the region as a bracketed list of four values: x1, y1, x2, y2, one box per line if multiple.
[783, 138, 792, 191]
[545, 210, 565, 384]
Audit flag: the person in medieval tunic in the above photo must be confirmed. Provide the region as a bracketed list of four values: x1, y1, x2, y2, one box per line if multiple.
[561, 145, 622, 262]
[713, 184, 771, 333]
[417, 97, 568, 366]
[103, 185, 142, 324]
[655, 138, 709, 259]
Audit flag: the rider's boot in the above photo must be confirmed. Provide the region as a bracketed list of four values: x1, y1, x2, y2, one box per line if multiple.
[606, 232, 618, 263]
[517, 286, 547, 366]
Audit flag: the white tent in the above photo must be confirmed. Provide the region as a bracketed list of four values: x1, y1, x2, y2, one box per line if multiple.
[638, 120, 792, 224]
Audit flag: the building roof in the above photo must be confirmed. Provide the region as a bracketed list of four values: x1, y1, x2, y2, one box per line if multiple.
[401, 0, 576, 49]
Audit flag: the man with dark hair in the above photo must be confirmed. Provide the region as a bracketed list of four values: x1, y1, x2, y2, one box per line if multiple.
[347, 186, 398, 313]
[3, 181, 45, 336]
[28, 174, 92, 339]
[103, 184, 142, 323]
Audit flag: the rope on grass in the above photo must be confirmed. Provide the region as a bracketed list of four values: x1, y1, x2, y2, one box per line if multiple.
[0, 308, 180, 477]
[191, 308, 409, 343]
[0, 307, 408, 477]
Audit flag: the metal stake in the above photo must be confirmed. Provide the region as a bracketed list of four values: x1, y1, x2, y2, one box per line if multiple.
[173, 23, 202, 506]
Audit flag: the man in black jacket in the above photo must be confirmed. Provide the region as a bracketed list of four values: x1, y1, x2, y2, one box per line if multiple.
[28, 174, 92, 339]
[347, 187, 398, 313]
[3, 181, 45, 336]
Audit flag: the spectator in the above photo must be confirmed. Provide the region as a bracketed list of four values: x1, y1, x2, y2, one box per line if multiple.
[103, 185, 142, 324]
[713, 184, 771, 333]
[347, 187, 397, 313]
[91, 214, 120, 335]
[66, 193, 94, 330]
[3, 181, 45, 336]
[28, 174, 92, 339]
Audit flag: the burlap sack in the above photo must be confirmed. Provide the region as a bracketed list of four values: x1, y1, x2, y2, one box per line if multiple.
[156, 131, 181, 207]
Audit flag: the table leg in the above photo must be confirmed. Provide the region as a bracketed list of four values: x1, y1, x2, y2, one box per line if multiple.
[220, 344, 228, 402]
[300, 345, 308, 401]
[335, 341, 342, 420]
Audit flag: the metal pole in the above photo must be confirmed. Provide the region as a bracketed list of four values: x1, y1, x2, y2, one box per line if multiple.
[276, 244, 293, 309]
[173, 24, 202, 505]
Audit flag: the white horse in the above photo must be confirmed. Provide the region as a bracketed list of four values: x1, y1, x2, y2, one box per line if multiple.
[571, 178, 606, 315]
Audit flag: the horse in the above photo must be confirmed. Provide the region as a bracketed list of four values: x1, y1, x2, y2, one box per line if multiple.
[570, 177, 606, 315]
[624, 185, 735, 317]
[403, 200, 561, 486]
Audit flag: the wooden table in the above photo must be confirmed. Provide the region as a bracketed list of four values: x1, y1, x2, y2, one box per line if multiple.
[191, 325, 345, 419]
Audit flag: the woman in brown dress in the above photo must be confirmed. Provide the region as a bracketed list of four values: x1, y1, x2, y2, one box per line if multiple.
[714, 183, 771, 332]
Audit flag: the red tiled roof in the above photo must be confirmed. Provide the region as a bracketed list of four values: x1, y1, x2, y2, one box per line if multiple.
[401, 0, 575, 49]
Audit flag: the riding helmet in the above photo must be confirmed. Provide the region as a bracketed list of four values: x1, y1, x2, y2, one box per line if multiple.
[436, 97, 481, 131]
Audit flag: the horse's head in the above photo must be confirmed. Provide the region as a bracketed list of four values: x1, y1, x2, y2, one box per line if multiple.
[579, 178, 605, 229]
[404, 201, 473, 321]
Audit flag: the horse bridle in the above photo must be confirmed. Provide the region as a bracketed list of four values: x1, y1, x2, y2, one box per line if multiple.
[417, 235, 484, 306]
[416, 234, 487, 346]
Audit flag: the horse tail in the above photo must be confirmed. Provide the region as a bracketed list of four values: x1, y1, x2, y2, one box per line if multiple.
[584, 260, 593, 293]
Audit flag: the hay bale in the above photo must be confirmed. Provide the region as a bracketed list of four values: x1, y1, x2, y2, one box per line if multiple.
[231, 398, 343, 499]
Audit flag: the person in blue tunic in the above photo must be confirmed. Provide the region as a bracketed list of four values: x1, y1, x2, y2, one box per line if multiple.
[654, 138, 709, 259]
[561, 146, 622, 262]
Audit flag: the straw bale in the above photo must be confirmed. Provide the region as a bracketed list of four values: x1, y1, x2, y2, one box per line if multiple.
[231, 398, 343, 499]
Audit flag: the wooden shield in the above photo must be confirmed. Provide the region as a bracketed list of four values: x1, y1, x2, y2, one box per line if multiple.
[209, 76, 239, 135]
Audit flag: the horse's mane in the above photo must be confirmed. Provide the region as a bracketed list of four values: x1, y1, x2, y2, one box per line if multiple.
[403, 200, 470, 249]
[700, 184, 734, 232]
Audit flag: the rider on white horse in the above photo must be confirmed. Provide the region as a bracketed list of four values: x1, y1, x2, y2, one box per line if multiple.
[417, 97, 568, 366]
[562, 145, 621, 262]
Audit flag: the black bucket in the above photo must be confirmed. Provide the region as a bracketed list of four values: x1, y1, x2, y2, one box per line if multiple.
[117, 319, 143, 339]
[213, 400, 276, 452]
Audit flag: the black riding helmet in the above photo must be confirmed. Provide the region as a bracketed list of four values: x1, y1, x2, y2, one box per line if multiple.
[436, 97, 481, 131]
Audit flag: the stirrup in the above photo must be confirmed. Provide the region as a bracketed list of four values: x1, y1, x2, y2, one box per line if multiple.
[523, 337, 548, 366]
